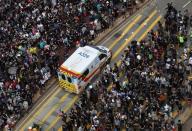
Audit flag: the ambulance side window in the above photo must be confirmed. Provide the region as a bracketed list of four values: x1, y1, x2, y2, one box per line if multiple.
[67, 77, 72, 83]
[62, 74, 66, 80]
[99, 54, 107, 60]
[82, 69, 89, 78]
[72, 77, 78, 84]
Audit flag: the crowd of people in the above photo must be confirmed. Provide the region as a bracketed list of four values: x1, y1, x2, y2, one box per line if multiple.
[60, 3, 192, 131]
[0, 0, 142, 129]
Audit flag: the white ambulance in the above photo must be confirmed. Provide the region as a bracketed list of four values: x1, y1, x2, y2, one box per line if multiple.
[58, 45, 112, 94]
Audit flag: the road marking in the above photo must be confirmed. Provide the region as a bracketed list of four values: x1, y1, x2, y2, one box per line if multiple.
[138, 15, 162, 42]
[46, 96, 79, 130]
[108, 15, 142, 50]
[39, 93, 69, 125]
[183, 0, 192, 8]
[100, 0, 154, 46]
[112, 10, 157, 60]
[178, 107, 192, 123]
[19, 85, 61, 131]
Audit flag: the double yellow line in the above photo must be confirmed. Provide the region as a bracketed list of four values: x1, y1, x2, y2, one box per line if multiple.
[112, 10, 158, 60]
[19, 85, 61, 131]
[46, 96, 78, 130]
[40, 93, 69, 124]
[108, 15, 142, 50]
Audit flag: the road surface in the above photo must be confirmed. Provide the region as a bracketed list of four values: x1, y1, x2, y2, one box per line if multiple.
[15, 0, 192, 130]
[183, 117, 192, 131]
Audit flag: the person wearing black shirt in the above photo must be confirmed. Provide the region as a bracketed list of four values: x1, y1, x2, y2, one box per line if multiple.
[177, 120, 183, 131]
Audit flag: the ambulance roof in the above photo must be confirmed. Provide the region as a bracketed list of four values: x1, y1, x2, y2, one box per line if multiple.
[61, 46, 101, 74]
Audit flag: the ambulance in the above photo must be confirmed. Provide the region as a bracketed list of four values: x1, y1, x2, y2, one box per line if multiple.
[58, 45, 112, 94]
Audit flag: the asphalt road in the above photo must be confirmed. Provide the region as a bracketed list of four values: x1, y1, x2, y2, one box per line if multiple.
[15, 0, 192, 131]
[183, 117, 192, 131]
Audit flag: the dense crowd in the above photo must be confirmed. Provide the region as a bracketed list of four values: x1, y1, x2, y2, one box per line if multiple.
[0, 0, 141, 129]
[60, 3, 192, 131]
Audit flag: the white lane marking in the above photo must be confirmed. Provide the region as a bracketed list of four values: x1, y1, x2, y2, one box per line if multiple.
[183, 0, 192, 8]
